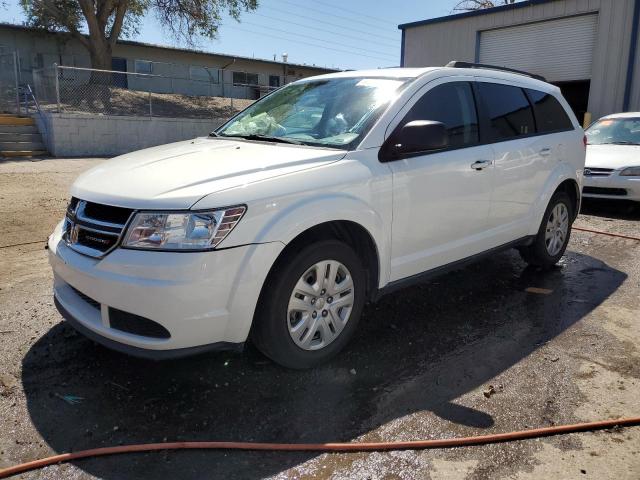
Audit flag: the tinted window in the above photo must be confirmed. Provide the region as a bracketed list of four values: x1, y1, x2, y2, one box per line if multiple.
[526, 89, 573, 132]
[401, 82, 479, 148]
[479, 83, 536, 141]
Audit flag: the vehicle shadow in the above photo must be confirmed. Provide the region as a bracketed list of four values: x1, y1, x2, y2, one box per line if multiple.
[580, 198, 640, 220]
[21, 249, 626, 479]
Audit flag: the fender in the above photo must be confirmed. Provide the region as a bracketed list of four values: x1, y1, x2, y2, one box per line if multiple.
[528, 161, 580, 236]
[251, 193, 391, 288]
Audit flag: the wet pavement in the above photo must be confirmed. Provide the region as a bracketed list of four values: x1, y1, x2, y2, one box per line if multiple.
[0, 158, 639, 479]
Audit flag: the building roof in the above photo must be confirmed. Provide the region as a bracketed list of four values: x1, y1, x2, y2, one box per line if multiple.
[398, 0, 558, 30]
[0, 22, 338, 72]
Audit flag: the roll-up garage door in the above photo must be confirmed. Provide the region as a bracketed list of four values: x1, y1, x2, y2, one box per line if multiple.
[479, 14, 598, 82]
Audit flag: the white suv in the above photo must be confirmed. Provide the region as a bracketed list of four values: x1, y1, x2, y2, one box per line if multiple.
[49, 64, 585, 368]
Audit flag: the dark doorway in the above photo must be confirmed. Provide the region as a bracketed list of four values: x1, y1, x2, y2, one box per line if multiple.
[111, 57, 128, 89]
[269, 75, 281, 88]
[553, 80, 590, 126]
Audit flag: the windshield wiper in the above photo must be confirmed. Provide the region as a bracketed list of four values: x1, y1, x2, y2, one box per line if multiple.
[601, 141, 638, 145]
[220, 134, 303, 145]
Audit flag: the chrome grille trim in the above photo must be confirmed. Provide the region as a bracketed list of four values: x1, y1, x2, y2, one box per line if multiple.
[64, 199, 134, 259]
[583, 167, 614, 177]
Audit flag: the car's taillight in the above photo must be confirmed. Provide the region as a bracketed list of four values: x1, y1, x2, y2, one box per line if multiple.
[583, 135, 587, 148]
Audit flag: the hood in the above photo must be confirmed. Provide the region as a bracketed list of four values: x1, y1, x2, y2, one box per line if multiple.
[585, 144, 640, 170]
[71, 137, 346, 209]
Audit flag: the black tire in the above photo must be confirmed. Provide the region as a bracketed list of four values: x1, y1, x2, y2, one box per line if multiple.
[251, 239, 366, 369]
[519, 191, 574, 269]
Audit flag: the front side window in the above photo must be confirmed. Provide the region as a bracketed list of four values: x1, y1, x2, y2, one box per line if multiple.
[586, 117, 640, 145]
[526, 89, 573, 133]
[217, 77, 408, 149]
[400, 82, 479, 148]
[479, 83, 535, 141]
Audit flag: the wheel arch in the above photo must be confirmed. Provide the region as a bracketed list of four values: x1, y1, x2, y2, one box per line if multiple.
[530, 166, 581, 235]
[554, 178, 581, 219]
[259, 220, 382, 306]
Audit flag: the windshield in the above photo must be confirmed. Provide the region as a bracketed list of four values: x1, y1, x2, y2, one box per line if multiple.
[216, 77, 409, 149]
[586, 117, 640, 145]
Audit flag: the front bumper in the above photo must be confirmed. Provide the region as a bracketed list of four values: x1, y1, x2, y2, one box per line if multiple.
[48, 220, 284, 357]
[582, 173, 640, 201]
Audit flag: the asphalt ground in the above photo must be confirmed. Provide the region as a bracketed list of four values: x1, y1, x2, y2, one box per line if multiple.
[0, 157, 639, 479]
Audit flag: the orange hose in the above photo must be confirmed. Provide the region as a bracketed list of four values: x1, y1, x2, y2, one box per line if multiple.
[1, 417, 639, 478]
[573, 226, 640, 241]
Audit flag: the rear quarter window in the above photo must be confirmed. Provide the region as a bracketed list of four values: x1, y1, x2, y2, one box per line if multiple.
[525, 89, 573, 132]
[478, 83, 536, 142]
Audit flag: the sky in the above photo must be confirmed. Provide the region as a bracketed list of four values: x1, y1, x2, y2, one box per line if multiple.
[0, 0, 464, 70]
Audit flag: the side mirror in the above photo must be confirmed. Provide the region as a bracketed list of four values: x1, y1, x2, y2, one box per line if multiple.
[381, 120, 448, 160]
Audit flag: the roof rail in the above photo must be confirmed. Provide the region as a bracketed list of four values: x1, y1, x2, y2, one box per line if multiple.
[445, 61, 547, 82]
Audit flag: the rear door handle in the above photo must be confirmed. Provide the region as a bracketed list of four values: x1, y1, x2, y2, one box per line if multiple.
[539, 147, 552, 157]
[471, 160, 492, 170]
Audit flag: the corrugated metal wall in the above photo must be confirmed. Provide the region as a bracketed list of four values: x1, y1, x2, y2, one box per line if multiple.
[402, 0, 640, 120]
[478, 14, 598, 82]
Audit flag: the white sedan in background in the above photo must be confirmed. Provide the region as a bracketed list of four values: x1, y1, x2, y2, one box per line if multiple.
[583, 112, 640, 202]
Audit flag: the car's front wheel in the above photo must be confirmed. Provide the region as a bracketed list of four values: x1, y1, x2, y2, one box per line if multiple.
[251, 240, 366, 369]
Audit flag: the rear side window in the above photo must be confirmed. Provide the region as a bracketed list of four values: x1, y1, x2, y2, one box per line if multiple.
[400, 82, 479, 148]
[478, 83, 535, 141]
[525, 89, 573, 132]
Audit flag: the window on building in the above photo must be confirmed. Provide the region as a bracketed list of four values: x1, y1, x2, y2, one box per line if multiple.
[525, 89, 573, 133]
[478, 83, 536, 141]
[269, 75, 281, 88]
[134, 60, 153, 74]
[233, 71, 259, 86]
[400, 82, 479, 148]
[190, 66, 220, 83]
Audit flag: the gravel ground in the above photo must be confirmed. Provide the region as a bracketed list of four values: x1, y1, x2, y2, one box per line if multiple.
[0, 157, 639, 479]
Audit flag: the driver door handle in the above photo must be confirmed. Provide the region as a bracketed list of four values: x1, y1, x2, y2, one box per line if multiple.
[471, 160, 492, 170]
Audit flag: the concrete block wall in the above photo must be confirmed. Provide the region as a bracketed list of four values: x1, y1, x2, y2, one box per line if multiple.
[35, 113, 228, 157]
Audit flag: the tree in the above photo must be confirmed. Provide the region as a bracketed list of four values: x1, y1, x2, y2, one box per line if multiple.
[453, 0, 517, 12]
[20, 0, 258, 71]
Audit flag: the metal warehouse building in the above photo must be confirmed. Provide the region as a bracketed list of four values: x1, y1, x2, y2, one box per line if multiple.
[399, 0, 640, 125]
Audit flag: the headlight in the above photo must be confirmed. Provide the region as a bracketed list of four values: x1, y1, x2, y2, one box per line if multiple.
[620, 167, 640, 176]
[122, 206, 246, 251]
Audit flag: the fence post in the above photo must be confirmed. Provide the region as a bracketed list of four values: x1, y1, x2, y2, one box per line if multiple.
[54, 63, 61, 113]
[13, 52, 20, 115]
[148, 87, 152, 117]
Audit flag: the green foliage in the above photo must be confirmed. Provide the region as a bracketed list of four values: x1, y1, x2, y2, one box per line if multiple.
[21, 0, 84, 33]
[20, 0, 259, 54]
[153, 0, 259, 44]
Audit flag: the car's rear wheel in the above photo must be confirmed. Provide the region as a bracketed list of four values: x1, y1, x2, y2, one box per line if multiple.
[251, 240, 366, 369]
[519, 191, 573, 268]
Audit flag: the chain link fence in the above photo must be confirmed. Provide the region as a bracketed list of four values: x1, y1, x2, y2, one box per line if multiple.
[31, 64, 280, 118]
[0, 53, 20, 114]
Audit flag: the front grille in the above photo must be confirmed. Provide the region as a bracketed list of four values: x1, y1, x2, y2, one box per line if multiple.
[584, 168, 614, 177]
[109, 308, 171, 339]
[69, 285, 100, 310]
[64, 198, 133, 258]
[583, 186, 627, 196]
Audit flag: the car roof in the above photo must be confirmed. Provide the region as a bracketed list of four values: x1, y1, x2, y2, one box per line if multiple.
[299, 66, 556, 91]
[301, 67, 439, 81]
[600, 112, 640, 120]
